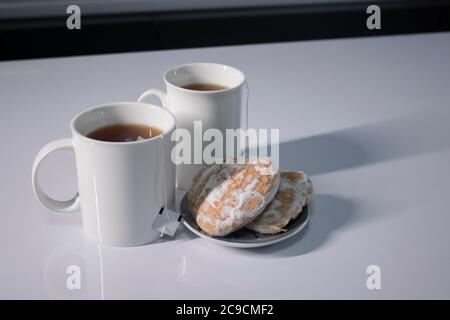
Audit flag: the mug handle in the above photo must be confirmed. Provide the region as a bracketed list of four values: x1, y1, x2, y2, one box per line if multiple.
[137, 89, 168, 108]
[32, 139, 80, 213]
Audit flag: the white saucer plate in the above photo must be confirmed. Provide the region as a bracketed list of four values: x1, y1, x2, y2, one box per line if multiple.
[180, 194, 311, 248]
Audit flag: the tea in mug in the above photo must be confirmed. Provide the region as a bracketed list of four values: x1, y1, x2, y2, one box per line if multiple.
[87, 124, 162, 142]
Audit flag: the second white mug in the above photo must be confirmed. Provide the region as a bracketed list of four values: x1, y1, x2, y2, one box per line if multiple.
[138, 63, 246, 191]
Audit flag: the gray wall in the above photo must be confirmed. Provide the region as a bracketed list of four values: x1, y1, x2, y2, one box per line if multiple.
[0, 0, 399, 19]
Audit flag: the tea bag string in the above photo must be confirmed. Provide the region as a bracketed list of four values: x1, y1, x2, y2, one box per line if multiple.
[160, 134, 168, 232]
[244, 80, 249, 133]
[241, 80, 250, 159]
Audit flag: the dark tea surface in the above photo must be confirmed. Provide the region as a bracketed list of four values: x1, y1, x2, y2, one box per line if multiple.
[182, 83, 228, 91]
[87, 123, 162, 142]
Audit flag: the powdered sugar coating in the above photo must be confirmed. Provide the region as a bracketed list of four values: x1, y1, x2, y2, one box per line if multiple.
[187, 159, 280, 236]
[246, 171, 313, 234]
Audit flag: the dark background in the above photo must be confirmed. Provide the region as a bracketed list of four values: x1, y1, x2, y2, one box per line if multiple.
[0, 0, 449, 61]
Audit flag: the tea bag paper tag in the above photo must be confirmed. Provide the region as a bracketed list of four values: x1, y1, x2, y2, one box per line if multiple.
[153, 207, 180, 237]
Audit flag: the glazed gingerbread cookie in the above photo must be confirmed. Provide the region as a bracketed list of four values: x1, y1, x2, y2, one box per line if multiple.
[246, 171, 313, 234]
[187, 159, 280, 236]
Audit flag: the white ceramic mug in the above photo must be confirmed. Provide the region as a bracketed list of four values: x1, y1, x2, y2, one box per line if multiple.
[32, 102, 177, 247]
[138, 63, 246, 191]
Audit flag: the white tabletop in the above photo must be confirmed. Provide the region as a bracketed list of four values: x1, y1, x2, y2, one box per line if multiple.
[1, 32, 450, 299]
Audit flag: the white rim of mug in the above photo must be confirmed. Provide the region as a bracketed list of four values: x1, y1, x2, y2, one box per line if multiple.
[163, 62, 246, 94]
[70, 102, 177, 146]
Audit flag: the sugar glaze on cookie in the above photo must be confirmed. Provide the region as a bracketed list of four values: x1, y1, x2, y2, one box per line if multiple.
[246, 171, 313, 234]
[187, 159, 280, 236]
